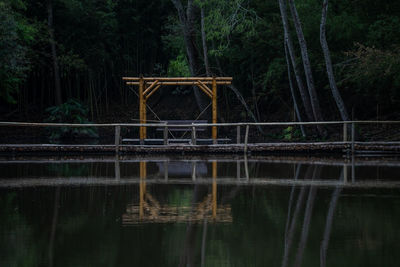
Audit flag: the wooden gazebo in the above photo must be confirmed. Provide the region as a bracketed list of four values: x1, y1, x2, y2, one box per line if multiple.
[122, 76, 232, 143]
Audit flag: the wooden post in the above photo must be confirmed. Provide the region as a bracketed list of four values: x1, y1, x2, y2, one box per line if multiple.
[351, 122, 355, 155]
[212, 161, 217, 220]
[237, 125, 241, 144]
[343, 122, 347, 142]
[163, 125, 168, 145]
[139, 76, 144, 144]
[191, 125, 197, 145]
[244, 125, 250, 153]
[212, 77, 217, 144]
[143, 98, 147, 139]
[115, 125, 120, 154]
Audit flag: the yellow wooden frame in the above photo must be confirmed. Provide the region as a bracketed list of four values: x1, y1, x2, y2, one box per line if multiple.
[122, 76, 233, 143]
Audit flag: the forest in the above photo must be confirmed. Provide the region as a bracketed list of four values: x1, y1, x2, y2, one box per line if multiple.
[1, 0, 400, 125]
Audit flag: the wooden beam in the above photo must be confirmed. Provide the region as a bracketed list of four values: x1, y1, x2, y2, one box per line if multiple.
[143, 98, 147, 138]
[197, 80, 213, 96]
[212, 77, 217, 144]
[145, 84, 161, 100]
[196, 82, 213, 98]
[139, 77, 144, 143]
[143, 80, 159, 96]
[126, 81, 231, 86]
[123, 77, 233, 81]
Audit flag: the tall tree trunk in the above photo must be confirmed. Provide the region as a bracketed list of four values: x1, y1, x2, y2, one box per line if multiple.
[284, 41, 306, 137]
[200, 5, 210, 77]
[320, 0, 349, 121]
[288, 0, 324, 123]
[47, 0, 62, 105]
[171, 0, 207, 110]
[278, 0, 314, 123]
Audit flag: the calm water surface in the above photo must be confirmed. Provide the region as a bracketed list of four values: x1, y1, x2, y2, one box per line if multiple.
[0, 155, 399, 267]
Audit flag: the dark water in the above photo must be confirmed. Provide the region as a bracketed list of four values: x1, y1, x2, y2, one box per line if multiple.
[1, 155, 400, 267]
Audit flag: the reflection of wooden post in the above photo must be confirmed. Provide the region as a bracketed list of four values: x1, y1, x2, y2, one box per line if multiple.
[244, 154, 249, 181]
[237, 160, 241, 179]
[139, 76, 144, 144]
[212, 77, 217, 144]
[139, 161, 147, 220]
[192, 162, 196, 181]
[212, 161, 217, 220]
[164, 161, 168, 181]
[115, 155, 120, 180]
[351, 155, 355, 183]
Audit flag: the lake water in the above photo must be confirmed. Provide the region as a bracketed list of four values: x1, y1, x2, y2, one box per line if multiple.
[0, 155, 399, 267]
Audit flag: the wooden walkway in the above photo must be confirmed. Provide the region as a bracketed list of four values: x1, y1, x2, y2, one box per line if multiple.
[1, 142, 399, 154]
[0, 120, 399, 155]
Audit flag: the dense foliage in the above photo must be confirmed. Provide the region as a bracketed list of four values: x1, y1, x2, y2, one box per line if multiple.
[0, 0, 399, 121]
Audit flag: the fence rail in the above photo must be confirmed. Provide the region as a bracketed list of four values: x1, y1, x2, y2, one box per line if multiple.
[0, 121, 399, 154]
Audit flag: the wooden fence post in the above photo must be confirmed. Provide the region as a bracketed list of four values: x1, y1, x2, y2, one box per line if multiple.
[244, 125, 250, 153]
[351, 122, 355, 155]
[191, 125, 197, 145]
[343, 122, 348, 142]
[163, 125, 168, 145]
[115, 125, 120, 154]
[237, 125, 241, 144]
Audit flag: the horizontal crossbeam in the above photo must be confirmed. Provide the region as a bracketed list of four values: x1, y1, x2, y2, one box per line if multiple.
[123, 77, 232, 81]
[126, 81, 231, 86]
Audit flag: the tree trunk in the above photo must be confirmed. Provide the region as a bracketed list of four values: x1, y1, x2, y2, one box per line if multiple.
[200, 5, 210, 77]
[214, 52, 262, 133]
[288, 0, 324, 123]
[171, 0, 207, 111]
[278, 0, 314, 123]
[320, 0, 349, 121]
[47, 0, 62, 105]
[284, 41, 306, 137]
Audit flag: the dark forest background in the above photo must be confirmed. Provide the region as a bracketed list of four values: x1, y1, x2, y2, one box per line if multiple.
[1, 0, 400, 124]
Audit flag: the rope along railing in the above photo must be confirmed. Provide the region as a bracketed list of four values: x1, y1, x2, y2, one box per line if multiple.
[0, 121, 399, 154]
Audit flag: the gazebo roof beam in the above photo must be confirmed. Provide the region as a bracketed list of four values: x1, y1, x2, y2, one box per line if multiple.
[126, 81, 232, 86]
[122, 77, 232, 81]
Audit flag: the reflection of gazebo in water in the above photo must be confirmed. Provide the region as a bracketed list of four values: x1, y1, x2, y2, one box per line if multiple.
[156, 161, 207, 177]
[122, 161, 232, 224]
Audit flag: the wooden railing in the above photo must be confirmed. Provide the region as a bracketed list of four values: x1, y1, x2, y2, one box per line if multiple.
[0, 121, 399, 154]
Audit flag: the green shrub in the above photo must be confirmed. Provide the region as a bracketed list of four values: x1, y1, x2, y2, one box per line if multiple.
[45, 99, 98, 140]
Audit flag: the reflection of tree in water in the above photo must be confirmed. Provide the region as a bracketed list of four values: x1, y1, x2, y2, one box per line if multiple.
[0, 192, 41, 266]
[281, 164, 343, 267]
[47, 163, 89, 177]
